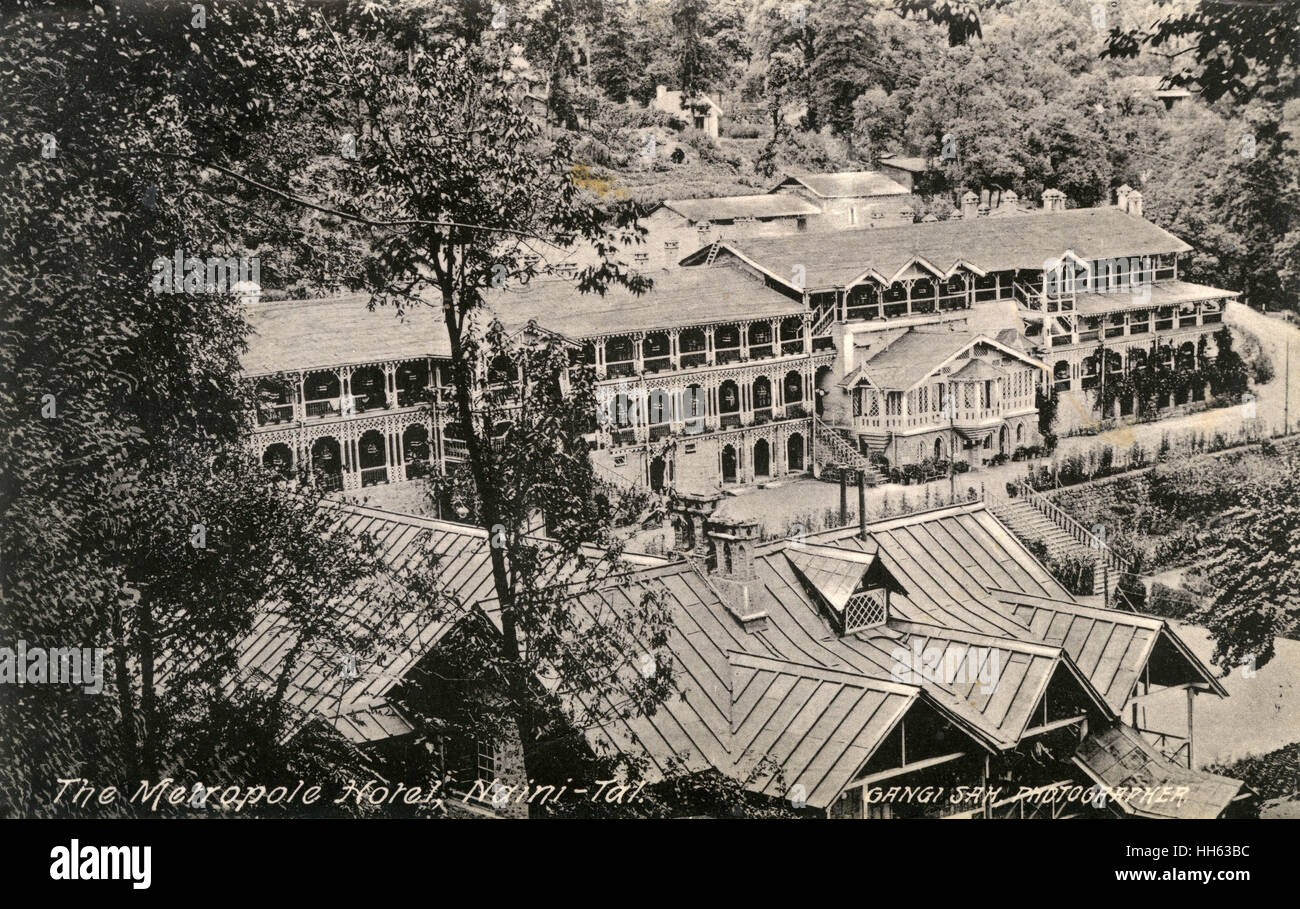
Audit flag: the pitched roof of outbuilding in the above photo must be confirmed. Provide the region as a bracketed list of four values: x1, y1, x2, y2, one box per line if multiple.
[774, 171, 911, 199]
[662, 194, 821, 223]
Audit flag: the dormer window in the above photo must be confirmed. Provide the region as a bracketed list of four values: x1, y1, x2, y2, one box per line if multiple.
[784, 543, 901, 637]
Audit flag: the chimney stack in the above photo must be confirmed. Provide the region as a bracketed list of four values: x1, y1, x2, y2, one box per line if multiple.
[1041, 189, 1066, 212]
[961, 191, 979, 221]
[671, 489, 722, 557]
[1001, 189, 1019, 211]
[1126, 190, 1143, 219]
[705, 516, 760, 581]
[1116, 184, 1133, 211]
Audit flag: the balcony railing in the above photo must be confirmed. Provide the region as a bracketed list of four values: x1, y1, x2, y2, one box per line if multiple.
[719, 412, 742, 429]
[360, 466, 388, 487]
[643, 356, 671, 373]
[305, 399, 339, 418]
[954, 406, 1001, 425]
[752, 407, 772, 424]
[605, 361, 635, 379]
[680, 351, 707, 369]
[315, 471, 343, 492]
[405, 460, 432, 480]
[715, 348, 741, 365]
[396, 387, 433, 408]
[444, 439, 469, 460]
[781, 340, 805, 355]
[257, 404, 295, 426]
[748, 344, 774, 360]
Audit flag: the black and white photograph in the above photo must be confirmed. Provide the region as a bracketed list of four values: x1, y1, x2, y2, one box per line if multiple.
[0, 0, 1296, 890]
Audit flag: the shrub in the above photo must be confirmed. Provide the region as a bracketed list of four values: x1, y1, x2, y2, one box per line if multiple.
[721, 119, 762, 139]
[1250, 354, 1275, 385]
[1047, 551, 1096, 596]
[1144, 581, 1200, 620]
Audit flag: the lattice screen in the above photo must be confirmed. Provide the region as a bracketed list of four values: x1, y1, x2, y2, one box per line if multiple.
[843, 589, 886, 633]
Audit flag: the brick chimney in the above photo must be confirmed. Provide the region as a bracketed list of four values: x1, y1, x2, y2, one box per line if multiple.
[1116, 184, 1132, 211]
[671, 489, 721, 557]
[705, 516, 760, 581]
[961, 191, 979, 221]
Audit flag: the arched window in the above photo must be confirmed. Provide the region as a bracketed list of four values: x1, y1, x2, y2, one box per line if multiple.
[352, 365, 386, 411]
[787, 433, 805, 471]
[753, 439, 770, 478]
[753, 376, 772, 409]
[647, 389, 671, 424]
[784, 370, 803, 403]
[719, 380, 740, 414]
[262, 443, 293, 479]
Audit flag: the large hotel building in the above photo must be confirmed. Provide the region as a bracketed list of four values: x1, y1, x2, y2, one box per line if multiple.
[242, 176, 1237, 497]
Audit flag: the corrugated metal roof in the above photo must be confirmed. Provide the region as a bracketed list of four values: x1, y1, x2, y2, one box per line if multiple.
[1075, 723, 1243, 819]
[233, 504, 494, 742]
[727, 653, 916, 807]
[809, 507, 1068, 636]
[994, 588, 1226, 709]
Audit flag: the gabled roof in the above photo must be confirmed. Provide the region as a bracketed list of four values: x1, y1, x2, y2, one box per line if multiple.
[784, 542, 887, 611]
[866, 621, 1109, 749]
[661, 194, 821, 223]
[993, 588, 1228, 710]
[851, 329, 1043, 392]
[774, 171, 911, 199]
[950, 358, 1007, 381]
[233, 504, 493, 743]
[688, 207, 1193, 291]
[727, 652, 917, 807]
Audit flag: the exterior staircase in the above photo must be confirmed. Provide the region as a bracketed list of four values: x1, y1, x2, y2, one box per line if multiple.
[989, 481, 1138, 608]
[813, 417, 881, 485]
[811, 304, 837, 338]
[990, 497, 1089, 566]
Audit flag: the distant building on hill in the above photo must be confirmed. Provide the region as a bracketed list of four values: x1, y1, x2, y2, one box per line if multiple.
[651, 85, 723, 139]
